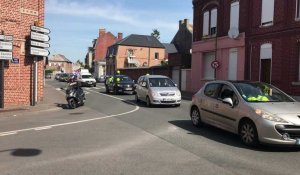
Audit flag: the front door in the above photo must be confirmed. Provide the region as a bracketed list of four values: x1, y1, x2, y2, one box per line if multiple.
[260, 59, 271, 84]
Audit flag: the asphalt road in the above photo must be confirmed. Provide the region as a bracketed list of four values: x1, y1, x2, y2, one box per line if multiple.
[1, 80, 300, 175]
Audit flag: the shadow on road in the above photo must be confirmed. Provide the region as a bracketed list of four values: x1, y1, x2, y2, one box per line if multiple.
[169, 120, 300, 152]
[0, 148, 42, 157]
[55, 103, 70, 110]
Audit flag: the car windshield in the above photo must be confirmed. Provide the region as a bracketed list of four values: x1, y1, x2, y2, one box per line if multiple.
[233, 82, 294, 103]
[82, 75, 93, 79]
[149, 78, 175, 87]
[115, 76, 132, 82]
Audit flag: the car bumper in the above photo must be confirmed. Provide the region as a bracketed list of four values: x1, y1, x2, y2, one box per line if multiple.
[82, 82, 96, 86]
[151, 96, 181, 105]
[256, 118, 300, 146]
[116, 86, 135, 93]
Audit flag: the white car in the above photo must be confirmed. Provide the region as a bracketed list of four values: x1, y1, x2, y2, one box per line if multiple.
[135, 75, 181, 107]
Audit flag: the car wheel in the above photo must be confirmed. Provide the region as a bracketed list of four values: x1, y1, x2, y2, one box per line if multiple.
[68, 98, 77, 109]
[239, 120, 259, 147]
[105, 86, 109, 93]
[135, 94, 140, 103]
[146, 96, 152, 107]
[94, 84, 96, 87]
[191, 107, 202, 127]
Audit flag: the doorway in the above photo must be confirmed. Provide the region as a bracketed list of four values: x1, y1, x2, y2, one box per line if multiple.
[260, 59, 271, 84]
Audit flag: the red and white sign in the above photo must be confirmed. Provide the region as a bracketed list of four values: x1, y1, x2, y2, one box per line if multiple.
[211, 60, 221, 69]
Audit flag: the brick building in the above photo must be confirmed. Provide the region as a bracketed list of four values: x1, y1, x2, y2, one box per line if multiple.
[47, 54, 73, 74]
[91, 29, 122, 78]
[0, 0, 45, 108]
[192, 0, 300, 95]
[106, 34, 166, 75]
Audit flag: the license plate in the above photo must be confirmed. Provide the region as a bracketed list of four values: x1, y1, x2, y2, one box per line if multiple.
[296, 139, 300, 145]
[125, 88, 132, 90]
[163, 98, 172, 102]
[88, 82, 92, 84]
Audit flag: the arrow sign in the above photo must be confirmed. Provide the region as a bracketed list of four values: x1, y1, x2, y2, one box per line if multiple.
[30, 47, 50, 57]
[31, 41, 50, 48]
[31, 26, 51, 34]
[31, 32, 50, 42]
[0, 35, 13, 41]
[0, 41, 13, 50]
[0, 51, 12, 60]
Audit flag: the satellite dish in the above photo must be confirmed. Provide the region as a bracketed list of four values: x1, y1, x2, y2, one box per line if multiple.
[228, 27, 239, 39]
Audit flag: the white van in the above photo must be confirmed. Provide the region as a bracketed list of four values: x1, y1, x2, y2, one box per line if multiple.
[78, 69, 96, 87]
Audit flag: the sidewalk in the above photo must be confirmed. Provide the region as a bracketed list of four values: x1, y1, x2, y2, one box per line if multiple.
[0, 84, 65, 117]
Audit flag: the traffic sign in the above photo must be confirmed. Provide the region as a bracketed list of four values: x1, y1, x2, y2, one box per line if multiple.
[31, 25, 51, 34]
[30, 47, 50, 57]
[211, 60, 221, 69]
[0, 35, 13, 41]
[30, 40, 50, 48]
[31, 31, 50, 42]
[11, 58, 19, 64]
[0, 51, 12, 60]
[0, 41, 13, 50]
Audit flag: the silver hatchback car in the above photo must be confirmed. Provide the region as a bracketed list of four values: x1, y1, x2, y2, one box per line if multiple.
[135, 75, 181, 107]
[190, 80, 300, 146]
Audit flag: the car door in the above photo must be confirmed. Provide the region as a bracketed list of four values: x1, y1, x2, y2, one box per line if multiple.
[140, 77, 149, 102]
[136, 76, 144, 99]
[213, 84, 240, 132]
[200, 83, 222, 124]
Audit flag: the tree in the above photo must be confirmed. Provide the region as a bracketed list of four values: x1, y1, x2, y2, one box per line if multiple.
[151, 29, 160, 39]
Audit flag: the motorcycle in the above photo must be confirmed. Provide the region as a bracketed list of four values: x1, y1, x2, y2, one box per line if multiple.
[66, 81, 85, 109]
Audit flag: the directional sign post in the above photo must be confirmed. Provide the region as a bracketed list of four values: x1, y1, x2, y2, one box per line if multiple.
[30, 41, 50, 48]
[0, 51, 13, 60]
[30, 47, 50, 57]
[31, 26, 50, 34]
[0, 41, 13, 50]
[0, 35, 13, 41]
[31, 31, 50, 42]
[0, 35, 13, 60]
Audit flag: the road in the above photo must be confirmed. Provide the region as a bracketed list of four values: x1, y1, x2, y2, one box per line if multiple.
[0, 80, 300, 175]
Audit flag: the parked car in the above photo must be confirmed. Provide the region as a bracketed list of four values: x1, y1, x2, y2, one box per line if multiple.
[105, 75, 135, 94]
[55, 73, 61, 80]
[45, 73, 52, 79]
[59, 73, 69, 82]
[190, 80, 300, 147]
[135, 75, 181, 107]
[97, 75, 107, 83]
[77, 69, 96, 87]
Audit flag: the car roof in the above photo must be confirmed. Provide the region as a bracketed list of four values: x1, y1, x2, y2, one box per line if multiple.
[143, 75, 169, 78]
[206, 80, 263, 85]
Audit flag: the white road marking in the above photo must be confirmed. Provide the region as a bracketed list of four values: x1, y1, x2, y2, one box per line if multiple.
[93, 87, 101, 90]
[0, 131, 17, 137]
[0, 90, 140, 137]
[56, 88, 62, 91]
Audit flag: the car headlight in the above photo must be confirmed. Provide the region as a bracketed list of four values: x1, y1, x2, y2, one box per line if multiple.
[175, 91, 181, 97]
[151, 91, 160, 97]
[255, 109, 288, 123]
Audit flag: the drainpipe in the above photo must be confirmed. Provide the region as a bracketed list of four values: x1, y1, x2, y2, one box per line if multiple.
[148, 47, 151, 67]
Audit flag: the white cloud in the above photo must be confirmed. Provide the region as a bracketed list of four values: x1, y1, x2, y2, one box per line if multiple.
[45, 0, 178, 30]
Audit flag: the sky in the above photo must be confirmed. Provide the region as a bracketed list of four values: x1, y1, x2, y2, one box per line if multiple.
[45, 0, 193, 62]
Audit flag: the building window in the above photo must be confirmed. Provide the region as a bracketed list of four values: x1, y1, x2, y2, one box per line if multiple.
[203, 52, 215, 80]
[260, 43, 272, 83]
[202, 8, 218, 37]
[230, 1, 239, 29]
[261, 0, 274, 26]
[155, 52, 159, 59]
[296, 0, 300, 19]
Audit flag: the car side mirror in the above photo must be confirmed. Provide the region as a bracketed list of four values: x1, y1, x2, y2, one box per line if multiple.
[222, 98, 234, 107]
[174, 84, 177, 87]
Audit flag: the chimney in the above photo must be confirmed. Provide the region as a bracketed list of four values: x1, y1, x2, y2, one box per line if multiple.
[179, 20, 183, 28]
[184, 19, 189, 27]
[99, 28, 106, 37]
[118, 32, 123, 40]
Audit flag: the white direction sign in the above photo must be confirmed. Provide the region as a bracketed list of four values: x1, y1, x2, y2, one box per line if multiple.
[0, 51, 12, 60]
[31, 32, 50, 42]
[31, 26, 51, 34]
[0, 41, 13, 50]
[31, 41, 50, 48]
[0, 35, 13, 41]
[30, 47, 50, 57]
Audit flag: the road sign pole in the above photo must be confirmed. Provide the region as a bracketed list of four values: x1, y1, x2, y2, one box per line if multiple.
[0, 61, 4, 108]
[32, 57, 37, 106]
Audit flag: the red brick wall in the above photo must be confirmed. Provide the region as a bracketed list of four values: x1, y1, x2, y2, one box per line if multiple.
[94, 30, 121, 61]
[0, 0, 45, 107]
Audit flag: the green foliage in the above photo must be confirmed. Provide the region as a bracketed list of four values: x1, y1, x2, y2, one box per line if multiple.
[45, 69, 54, 74]
[151, 29, 160, 39]
[160, 60, 168, 66]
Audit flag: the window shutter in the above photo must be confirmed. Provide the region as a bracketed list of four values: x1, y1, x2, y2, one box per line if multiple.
[203, 11, 209, 36]
[260, 43, 272, 59]
[261, 0, 274, 25]
[230, 2, 239, 28]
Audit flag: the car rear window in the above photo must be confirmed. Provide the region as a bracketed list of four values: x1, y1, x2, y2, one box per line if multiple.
[204, 83, 221, 98]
